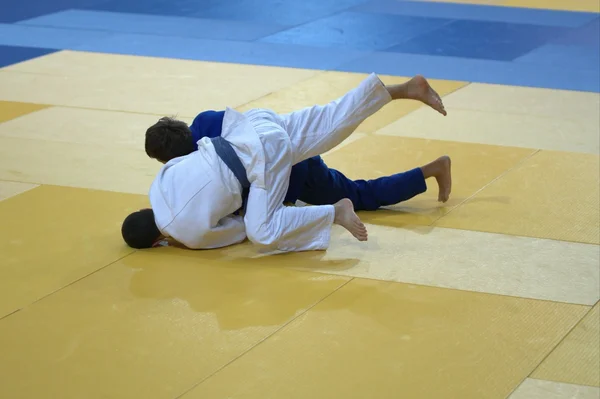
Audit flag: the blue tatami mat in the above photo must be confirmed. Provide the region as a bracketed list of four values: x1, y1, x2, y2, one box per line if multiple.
[259, 11, 451, 51]
[19, 10, 287, 42]
[0, 44, 58, 68]
[88, 0, 370, 26]
[352, 0, 598, 27]
[1, 0, 599, 92]
[336, 50, 600, 92]
[386, 20, 568, 61]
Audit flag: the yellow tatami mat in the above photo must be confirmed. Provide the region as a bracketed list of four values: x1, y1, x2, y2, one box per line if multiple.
[0, 180, 38, 201]
[376, 84, 600, 154]
[436, 150, 600, 244]
[532, 303, 600, 387]
[0, 185, 147, 318]
[0, 106, 170, 194]
[509, 379, 600, 399]
[0, 100, 50, 123]
[237, 72, 467, 133]
[502, 0, 600, 12]
[0, 106, 161, 149]
[379, 107, 600, 154]
[106, 219, 599, 304]
[321, 135, 536, 227]
[0, 51, 318, 116]
[0, 136, 159, 194]
[423, 0, 600, 12]
[0, 251, 349, 399]
[182, 278, 588, 399]
[288, 223, 599, 305]
[441, 83, 600, 120]
[1, 49, 598, 399]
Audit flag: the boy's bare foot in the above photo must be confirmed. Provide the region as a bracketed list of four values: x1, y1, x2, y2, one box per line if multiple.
[421, 155, 452, 203]
[333, 198, 368, 241]
[407, 75, 447, 116]
[434, 156, 452, 202]
[387, 75, 447, 116]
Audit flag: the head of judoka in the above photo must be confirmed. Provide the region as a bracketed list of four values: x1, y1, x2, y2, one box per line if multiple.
[121, 208, 163, 249]
[145, 116, 195, 164]
[121, 117, 194, 248]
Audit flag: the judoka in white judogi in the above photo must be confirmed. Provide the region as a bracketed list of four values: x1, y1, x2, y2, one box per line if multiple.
[121, 73, 447, 251]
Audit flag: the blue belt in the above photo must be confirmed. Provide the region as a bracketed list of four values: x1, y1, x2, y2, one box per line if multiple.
[211, 136, 250, 211]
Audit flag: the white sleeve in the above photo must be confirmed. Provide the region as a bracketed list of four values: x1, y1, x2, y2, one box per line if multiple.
[180, 214, 246, 249]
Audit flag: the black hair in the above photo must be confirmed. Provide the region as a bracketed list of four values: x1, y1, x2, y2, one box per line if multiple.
[145, 117, 195, 163]
[121, 209, 162, 249]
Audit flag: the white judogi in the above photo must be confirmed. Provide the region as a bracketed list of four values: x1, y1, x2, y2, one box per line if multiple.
[149, 73, 391, 251]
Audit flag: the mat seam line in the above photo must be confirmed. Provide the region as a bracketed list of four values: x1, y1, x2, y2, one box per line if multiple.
[173, 277, 356, 399]
[504, 304, 597, 398]
[0, 251, 137, 322]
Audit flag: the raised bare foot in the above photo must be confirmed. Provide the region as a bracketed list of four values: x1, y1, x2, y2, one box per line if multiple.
[434, 155, 452, 202]
[405, 75, 447, 116]
[333, 198, 368, 241]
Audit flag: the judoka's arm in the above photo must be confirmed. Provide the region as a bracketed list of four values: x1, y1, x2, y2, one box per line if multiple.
[182, 214, 246, 249]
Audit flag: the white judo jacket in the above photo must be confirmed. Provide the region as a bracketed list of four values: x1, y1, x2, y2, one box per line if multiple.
[149, 108, 265, 249]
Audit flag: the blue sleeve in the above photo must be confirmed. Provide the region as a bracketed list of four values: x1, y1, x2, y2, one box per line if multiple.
[189, 110, 226, 149]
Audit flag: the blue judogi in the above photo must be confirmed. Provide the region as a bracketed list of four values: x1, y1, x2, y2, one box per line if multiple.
[190, 111, 427, 211]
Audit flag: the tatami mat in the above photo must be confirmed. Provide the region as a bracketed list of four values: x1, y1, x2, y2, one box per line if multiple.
[0, 136, 159, 194]
[501, 0, 600, 12]
[288, 223, 599, 305]
[0, 185, 147, 318]
[0, 180, 38, 201]
[0, 51, 319, 116]
[107, 218, 599, 304]
[441, 83, 600, 120]
[0, 251, 349, 399]
[320, 134, 536, 227]
[424, 0, 600, 12]
[376, 83, 600, 154]
[0, 41, 598, 399]
[509, 378, 600, 399]
[377, 107, 600, 154]
[0, 106, 163, 149]
[237, 71, 467, 133]
[0, 100, 50, 123]
[435, 150, 600, 244]
[532, 302, 600, 387]
[181, 278, 589, 399]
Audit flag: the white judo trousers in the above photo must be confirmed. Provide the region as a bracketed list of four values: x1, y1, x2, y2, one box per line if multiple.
[242, 73, 392, 251]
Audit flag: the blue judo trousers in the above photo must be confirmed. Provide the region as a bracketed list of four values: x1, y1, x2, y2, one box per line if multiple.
[191, 110, 427, 211]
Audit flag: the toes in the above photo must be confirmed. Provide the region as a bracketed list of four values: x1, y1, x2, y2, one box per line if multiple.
[438, 190, 450, 203]
[441, 192, 449, 202]
[355, 232, 368, 241]
[353, 225, 368, 241]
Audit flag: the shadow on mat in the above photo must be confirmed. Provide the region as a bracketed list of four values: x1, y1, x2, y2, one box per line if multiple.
[359, 195, 511, 229]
